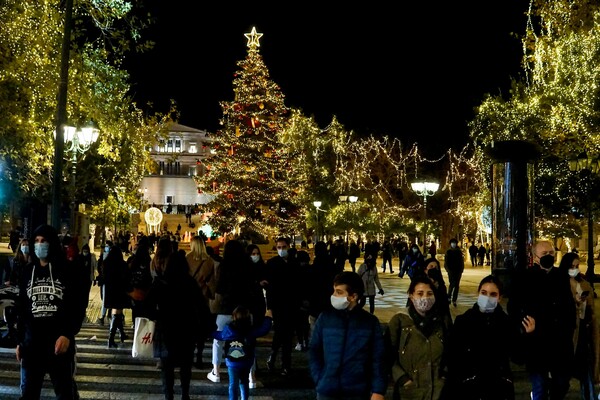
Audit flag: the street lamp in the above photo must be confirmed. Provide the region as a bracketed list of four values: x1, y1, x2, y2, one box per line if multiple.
[569, 153, 600, 291]
[411, 181, 439, 248]
[55, 123, 100, 232]
[338, 195, 359, 244]
[313, 201, 322, 242]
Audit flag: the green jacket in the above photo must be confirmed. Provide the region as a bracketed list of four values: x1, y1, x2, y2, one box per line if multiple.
[387, 311, 446, 400]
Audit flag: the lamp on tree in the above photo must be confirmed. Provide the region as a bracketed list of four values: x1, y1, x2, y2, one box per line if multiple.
[54, 122, 100, 233]
[411, 181, 439, 249]
[314, 201, 323, 243]
[568, 153, 600, 295]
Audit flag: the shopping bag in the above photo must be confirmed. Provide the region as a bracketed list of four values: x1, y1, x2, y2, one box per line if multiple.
[132, 317, 156, 358]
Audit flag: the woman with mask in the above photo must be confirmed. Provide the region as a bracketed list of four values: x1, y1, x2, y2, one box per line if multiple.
[6, 237, 31, 285]
[558, 252, 599, 400]
[445, 275, 528, 400]
[399, 243, 425, 280]
[385, 276, 450, 400]
[357, 253, 384, 314]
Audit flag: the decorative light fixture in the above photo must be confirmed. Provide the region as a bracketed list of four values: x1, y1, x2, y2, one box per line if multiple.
[411, 181, 439, 247]
[313, 201, 323, 242]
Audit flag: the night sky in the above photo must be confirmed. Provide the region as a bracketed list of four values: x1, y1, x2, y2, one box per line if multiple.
[126, 2, 530, 157]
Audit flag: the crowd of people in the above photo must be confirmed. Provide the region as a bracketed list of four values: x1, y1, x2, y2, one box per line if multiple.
[1, 226, 599, 400]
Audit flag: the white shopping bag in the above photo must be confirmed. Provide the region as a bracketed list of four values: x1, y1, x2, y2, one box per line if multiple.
[131, 317, 155, 358]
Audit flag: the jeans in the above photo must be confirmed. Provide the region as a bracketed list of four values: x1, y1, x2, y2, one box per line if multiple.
[212, 314, 233, 365]
[228, 366, 250, 400]
[20, 351, 76, 399]
[447, 270, 463, 303]
[529, 370, 570, 400]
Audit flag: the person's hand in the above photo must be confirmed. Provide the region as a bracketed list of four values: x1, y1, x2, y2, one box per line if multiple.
[55, 336, 70, 355]
[403, 379, 413, 387]
[370, 393, 385, 400]
[522, 315, 535, 334]
[265, 309, 273, 318]
[16, 344, 21, 362]
[378, 289, 384, 296]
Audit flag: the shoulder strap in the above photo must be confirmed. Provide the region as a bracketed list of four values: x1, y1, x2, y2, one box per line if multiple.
[192, 259, 205, 279]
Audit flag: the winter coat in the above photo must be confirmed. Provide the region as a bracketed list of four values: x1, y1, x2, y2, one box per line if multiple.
[445, 304, 516, 400]
[309, 306, 387, 398]
[402, 252, 425, 279]
[146, 269, 209, 361]
[507, 264, 575, 373]
[103, 256, 131, 310]
[386, 309, 448, 400]
[357, 262, 383, 296]
[443, 247, 464, 274]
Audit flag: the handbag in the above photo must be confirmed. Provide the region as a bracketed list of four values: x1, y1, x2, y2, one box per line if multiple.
[131, 317, 156, 358]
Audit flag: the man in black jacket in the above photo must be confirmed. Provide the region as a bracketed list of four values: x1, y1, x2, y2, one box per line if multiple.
[265, 237, 301, 376]
[507, 240, 575, 400]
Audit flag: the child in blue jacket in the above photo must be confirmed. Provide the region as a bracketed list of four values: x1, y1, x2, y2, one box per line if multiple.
[213, 306, 273, 400]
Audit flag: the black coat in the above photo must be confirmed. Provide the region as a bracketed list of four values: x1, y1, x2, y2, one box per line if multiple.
[445, 304, 516, 400]
[507, 264, 576, 373]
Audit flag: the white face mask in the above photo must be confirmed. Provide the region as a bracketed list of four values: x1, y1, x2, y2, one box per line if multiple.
[412, 297, 435, 313]
[251, 255, 260, 263]
[451, 243, 457, 248]
[277, 249, 288, 258]
[477, 294, 498, 313]
[330, 295, 350, 310]
[568, 268, 580, 278]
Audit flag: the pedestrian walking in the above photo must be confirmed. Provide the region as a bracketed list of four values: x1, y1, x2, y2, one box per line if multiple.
[357, 253, 384, 314]
[444, 238, 464, 307]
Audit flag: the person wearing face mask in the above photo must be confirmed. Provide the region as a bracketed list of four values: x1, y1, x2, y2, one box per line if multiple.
[15, 223, 82, 399]
[507, 240, 575, 400]
[309, 271, 386, 400]
[558, 252, 599, 400]
[445, 275, 531, 400]
[357, 252, 384, 314]
[95, 240, 113, 326]
[385, 276, 450, 400]
[185, 235, 215, 369]
[6, 237, 31, 286]
[444, 238, 464, 307]
[264, 237, 302, 377]
[399, 243, 425, 280]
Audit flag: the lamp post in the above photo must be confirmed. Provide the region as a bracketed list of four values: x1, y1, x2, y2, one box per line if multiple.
[313, 201, 322, 243]
[51, 0, 75, 230]
[56, 123, 99, 233]
[569, 154, 600, 290]
[339, 195, 359, 245]
[411, 181, 439, 249]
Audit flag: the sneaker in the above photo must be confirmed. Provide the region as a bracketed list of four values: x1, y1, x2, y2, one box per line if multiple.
[294, 342, 303, 351]
[249, 380, 257, 389]
[207, 370, 220, 383]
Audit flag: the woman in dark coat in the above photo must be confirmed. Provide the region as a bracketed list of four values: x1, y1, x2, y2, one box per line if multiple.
[146, 250, 207, 400]
[445, 275, 527, 400]
[102, 245, 131, 348]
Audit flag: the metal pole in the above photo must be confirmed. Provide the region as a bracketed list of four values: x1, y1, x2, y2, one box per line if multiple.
[316, 211, 319, 243]
[422, 195, 427, 249]
[586, 197, 596, 295]
[51, 0, 74, 230]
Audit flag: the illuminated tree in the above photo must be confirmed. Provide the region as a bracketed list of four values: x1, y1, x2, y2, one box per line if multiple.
[0, 1, 165, 218]
[469, 0, 600, 236]
[196, 27, 300, 238]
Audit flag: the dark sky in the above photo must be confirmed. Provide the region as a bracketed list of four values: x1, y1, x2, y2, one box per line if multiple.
[126, 2, 530, 157]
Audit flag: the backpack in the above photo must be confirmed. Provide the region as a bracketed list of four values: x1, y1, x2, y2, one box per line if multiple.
[224, 337, 249, 362]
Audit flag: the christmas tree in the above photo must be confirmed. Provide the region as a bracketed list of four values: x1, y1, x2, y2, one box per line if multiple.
[196, 27, 302, 238]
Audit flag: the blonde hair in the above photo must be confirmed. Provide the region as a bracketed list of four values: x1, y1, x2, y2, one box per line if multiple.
[189, 235, 209, 261]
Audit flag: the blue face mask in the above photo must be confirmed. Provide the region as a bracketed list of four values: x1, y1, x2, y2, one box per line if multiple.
[34, 242, 50, 260]
[20, 245, 29, 255]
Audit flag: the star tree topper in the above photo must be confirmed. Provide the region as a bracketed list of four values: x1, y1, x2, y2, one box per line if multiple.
[244, 26, 263, 49]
